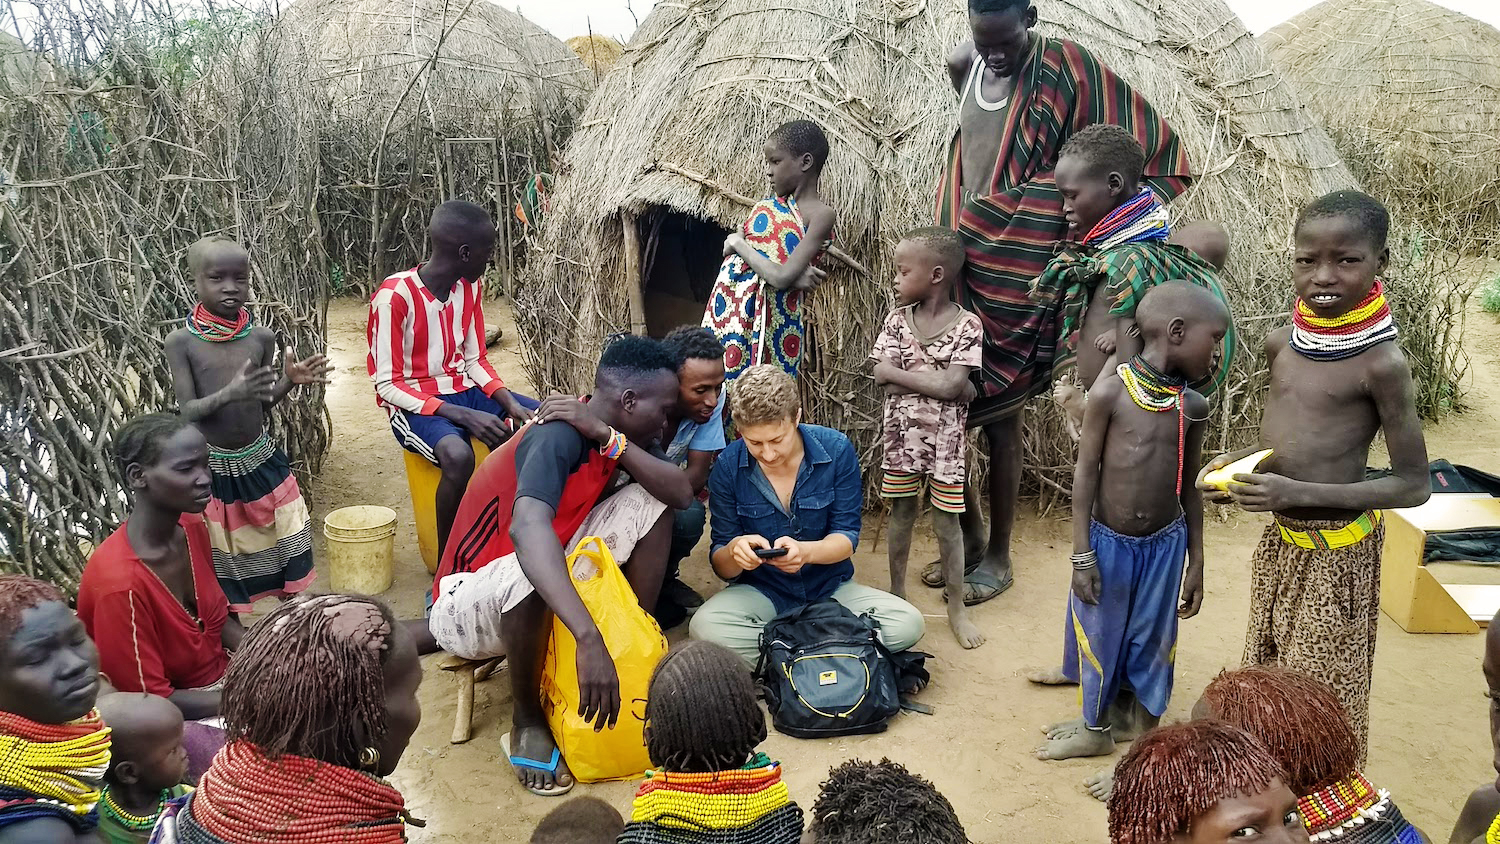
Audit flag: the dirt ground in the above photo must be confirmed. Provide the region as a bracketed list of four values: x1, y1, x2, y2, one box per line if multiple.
[307, 291, 1500, 843]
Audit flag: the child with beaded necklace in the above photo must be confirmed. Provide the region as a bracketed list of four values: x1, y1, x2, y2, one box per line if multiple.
[1034, 282, 1225, 773]
[1198, 189, 1430, 761]
[95, 694, 189, 843]
[617, 641, 803, 844]
[0, 574, 111, 844]
[164, 236, 330, 614]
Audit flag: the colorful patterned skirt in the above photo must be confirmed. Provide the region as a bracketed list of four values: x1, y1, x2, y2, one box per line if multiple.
[205, 432, 316, 612]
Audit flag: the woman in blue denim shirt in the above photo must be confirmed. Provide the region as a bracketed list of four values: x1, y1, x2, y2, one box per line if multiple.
[689, 365, 925, 665]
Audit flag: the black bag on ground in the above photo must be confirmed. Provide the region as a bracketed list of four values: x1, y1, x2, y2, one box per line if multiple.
[754, 599, 922, 739]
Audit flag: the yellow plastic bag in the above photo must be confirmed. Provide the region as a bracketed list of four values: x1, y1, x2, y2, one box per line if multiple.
[540, 535, 667, 782]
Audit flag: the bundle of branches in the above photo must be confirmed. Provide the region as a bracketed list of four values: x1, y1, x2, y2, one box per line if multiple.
[515, 0, 1466, 508]
[271, 0, 593, 290]
[0, 3, 329, 589]
[1261, 0, 1500, 258]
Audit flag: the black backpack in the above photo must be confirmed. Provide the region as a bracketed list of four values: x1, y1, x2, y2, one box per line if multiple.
[753, 599, 928, 739]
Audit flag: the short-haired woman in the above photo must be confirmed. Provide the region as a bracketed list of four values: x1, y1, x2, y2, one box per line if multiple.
[690, 365, 924, 665]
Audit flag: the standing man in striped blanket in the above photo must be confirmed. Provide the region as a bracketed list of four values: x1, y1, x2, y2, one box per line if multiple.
[930, 0, 1191, 605]
[368, 201, 538, 559]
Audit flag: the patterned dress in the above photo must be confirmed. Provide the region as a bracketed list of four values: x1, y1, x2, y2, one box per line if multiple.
[703, 195, 830, 381]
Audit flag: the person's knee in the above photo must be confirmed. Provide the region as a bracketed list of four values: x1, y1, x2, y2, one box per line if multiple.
[880, 598, 926, 651]
[888, 496, 919, 522]
[433, 436, 476, 481]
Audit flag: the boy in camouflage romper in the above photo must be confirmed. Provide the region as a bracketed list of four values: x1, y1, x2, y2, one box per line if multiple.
[871, 227, 985, 649]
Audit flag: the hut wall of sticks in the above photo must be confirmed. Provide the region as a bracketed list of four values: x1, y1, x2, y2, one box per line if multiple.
[274, 0, 594, 291]
[1261, 0, 1500, 257]
[518, 0, 1466, 507]
[0, 4, 329, 588]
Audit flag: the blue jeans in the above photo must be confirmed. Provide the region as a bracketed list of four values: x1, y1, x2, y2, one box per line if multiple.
[667, 498, 707, 580]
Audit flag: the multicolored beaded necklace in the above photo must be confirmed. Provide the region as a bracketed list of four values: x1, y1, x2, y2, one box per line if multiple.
[1081, 186, 1170, 251]
[1117, 355, 1188, 495]
[1289, 278, 1398, 361]
[619, 752, 802, 844]
[100, 785, 173, 831]
[1486, 810, 1500, 844]
[1297, 773, 1422, 842]
[185, 303, 253, 343]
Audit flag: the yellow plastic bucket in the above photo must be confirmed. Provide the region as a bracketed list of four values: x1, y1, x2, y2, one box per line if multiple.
[403, 440, 491, 574]
[323, 505, 397, 594]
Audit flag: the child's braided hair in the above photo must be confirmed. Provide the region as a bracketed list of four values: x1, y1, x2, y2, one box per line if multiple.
[809, 758, 967, 844]
[1201, 665, 1360, 795]
[644, 640, 765, 772]
[222, 594, 398, 769]
[1108, 720, 1288, 844]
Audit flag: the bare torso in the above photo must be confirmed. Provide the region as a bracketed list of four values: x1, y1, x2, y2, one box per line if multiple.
[166, 326, 275, 449]
[1259, 327, 1391, 521]
[1095, 376, 1204, 536]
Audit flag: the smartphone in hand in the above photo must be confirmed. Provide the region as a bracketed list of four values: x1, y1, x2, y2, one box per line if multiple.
[754, 547, 789, 560]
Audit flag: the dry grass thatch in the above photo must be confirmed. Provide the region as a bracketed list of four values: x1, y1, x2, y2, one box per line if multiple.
[517, 0, 1467, 506]
[1261, 0, 1500, 255]
[0, 14, 330, 589]
[0, 29, 54, 93]
[567, 34, 625, 81]
[273, 0, 594, 287]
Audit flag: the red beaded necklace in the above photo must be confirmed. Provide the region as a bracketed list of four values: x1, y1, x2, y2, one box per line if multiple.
[185, 304, 252, 343]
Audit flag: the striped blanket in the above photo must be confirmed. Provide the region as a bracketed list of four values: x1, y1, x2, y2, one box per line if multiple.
[936, 36, 1191, 426]
[205, 432, 315, 612]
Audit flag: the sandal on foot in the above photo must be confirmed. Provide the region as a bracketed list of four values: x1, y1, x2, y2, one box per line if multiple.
[501, 732, 574, 797]
[942, 568, 1012, 606]
[920, 556, 981, 588]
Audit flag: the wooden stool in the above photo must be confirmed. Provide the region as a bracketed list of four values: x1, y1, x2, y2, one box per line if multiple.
[1380, 495, 1500, 633]
[440, 654, 505, 744]
[402, 441, 491, 574]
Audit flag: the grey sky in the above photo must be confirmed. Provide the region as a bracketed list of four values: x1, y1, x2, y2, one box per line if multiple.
[515, 0, 1500, 40]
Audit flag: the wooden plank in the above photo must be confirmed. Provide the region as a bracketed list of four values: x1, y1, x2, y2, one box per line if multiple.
[1391, 495, 1500, 534]
[623, 213, 647, 334]
[1447, 584, 1500, 626]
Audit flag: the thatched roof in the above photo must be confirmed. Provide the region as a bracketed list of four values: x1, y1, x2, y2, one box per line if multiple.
[1260, 0, 1500, 248]
[0, 31, 56, 94]
[567, 34, 625, 79]
[518, 0, 1390, 497]
[275, 0, 591, 130]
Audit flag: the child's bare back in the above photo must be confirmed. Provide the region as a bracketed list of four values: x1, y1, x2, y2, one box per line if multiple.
[165, 326, 277, 449]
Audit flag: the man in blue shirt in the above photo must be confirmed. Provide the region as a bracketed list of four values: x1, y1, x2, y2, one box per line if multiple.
[689, 365, 925, 665]
[655, 327, 730, 628]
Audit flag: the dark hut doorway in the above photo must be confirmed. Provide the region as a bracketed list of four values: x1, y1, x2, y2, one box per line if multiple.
[631, 208, 731, 338]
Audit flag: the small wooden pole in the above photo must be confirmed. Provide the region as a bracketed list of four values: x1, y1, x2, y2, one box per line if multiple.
[497, 133, 512, 293]
[623, 212, 646, 334]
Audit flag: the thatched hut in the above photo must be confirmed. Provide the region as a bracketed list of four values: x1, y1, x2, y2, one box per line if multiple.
[273, 0, 594, 286]
[1260, 0, 1500, 253]
[519, 0, 1462, 501]
[0, 31, 56, 94]
[567, 34, 625, 81]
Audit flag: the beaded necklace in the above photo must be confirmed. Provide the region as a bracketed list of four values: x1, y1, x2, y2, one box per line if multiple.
[1081, 187, 1170, 251]
[1289, 279, 1398, 361]
[620, 752, 802, 844]
[185, 304, 252, 343]
[1487, 810, 1500, 844]
[101, 785, 172, 831]
[0, 709, 110, 821]
[1116, 355, 1188, 495]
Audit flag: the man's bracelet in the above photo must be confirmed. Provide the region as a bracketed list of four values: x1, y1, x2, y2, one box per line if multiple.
[1071, 550, 1098, 571]
[599, 427, 629, 460]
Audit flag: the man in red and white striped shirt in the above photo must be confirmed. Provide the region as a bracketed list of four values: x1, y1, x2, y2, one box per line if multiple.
[368, 201, 536, 557]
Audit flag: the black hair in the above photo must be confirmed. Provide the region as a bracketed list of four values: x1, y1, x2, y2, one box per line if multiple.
[1058, 123, 1146, 189]
[429, 200, 494, 244]
[768, 120, 830, 171]
[530, 796, 624, 844]
[902, 226, 966, 277]
[1295, 189, 1390, 250]
[644, 641, 765, 773]
[661, 325, 725, 370]
[112, 412, 193, 478]
[810, 758, 967, 844]
[968, 0, 1030, 14]
[596, 334, 678, 383]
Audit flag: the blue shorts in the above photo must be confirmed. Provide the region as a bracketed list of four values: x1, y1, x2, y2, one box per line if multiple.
[389, 386, 538, 464]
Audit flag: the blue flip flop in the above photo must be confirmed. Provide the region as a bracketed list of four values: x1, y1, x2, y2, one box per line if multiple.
[501, 732, 574, 797]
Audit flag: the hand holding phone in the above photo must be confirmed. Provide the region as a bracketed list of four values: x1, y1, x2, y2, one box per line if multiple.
[754, 547, 789, 559]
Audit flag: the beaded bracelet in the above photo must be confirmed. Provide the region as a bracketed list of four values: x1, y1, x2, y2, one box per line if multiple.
[1071, 550, 1098, 571]
[599, 427, 629, 460]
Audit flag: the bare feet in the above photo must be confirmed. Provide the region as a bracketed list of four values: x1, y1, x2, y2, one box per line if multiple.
[1036, 725, 1115, 761]
[1026, 667, 1078, 686]
[1085, 768, 1114, 802]
[1042, 717, 1085, 739]
[1053, 382, 1087, 442]
[948, 603, 985, 649]
[505, 724, 574, 795]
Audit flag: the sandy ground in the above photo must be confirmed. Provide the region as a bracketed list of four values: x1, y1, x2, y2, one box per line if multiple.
[304, 290, 1500, 843]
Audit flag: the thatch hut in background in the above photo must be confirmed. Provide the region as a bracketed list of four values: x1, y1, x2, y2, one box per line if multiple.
[567, 34, 625, 81]
[273, 0, 593, 289]
[1261, 0, 1500, 254]
[0, 30, 56, 94]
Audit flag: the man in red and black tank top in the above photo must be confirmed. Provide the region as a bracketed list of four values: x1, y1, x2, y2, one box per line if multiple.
[432, 337, 695, 796]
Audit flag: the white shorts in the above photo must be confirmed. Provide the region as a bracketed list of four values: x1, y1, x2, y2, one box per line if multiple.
[428, 484, 668, 659]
